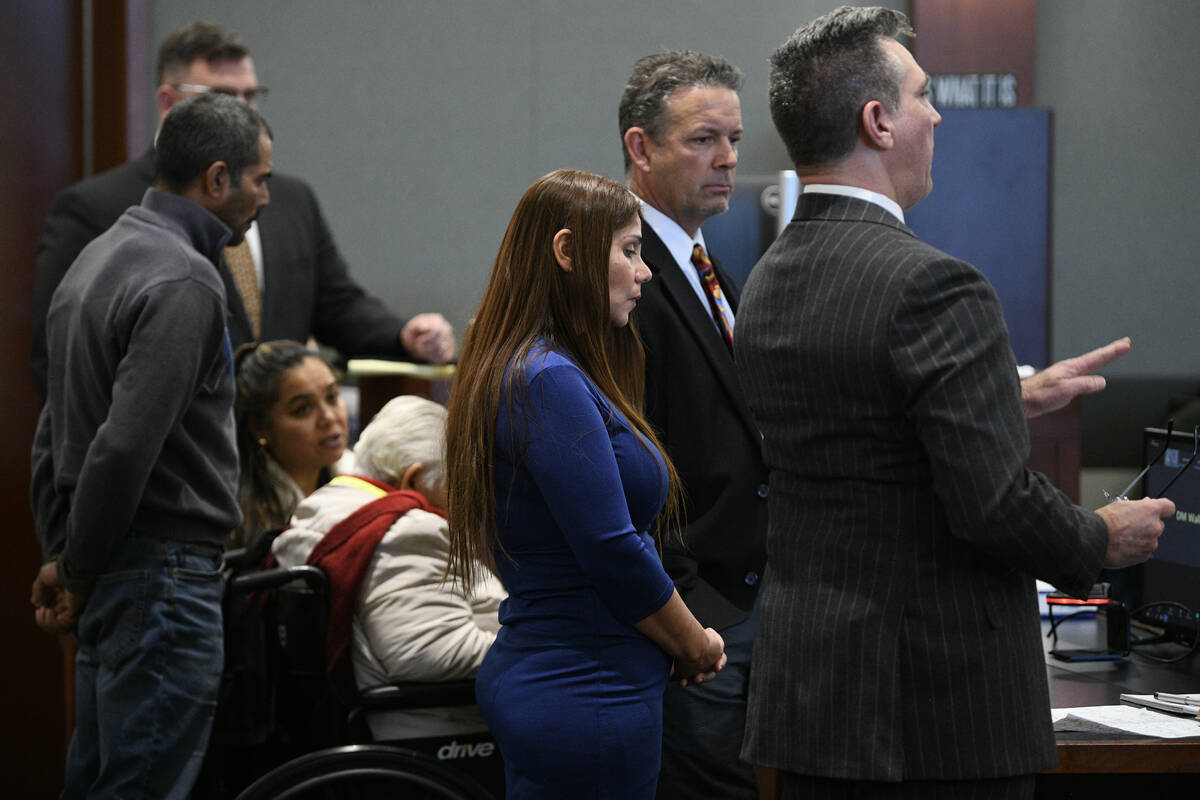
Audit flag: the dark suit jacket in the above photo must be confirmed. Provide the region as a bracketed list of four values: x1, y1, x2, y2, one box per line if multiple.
[31, 149, 409, 399]
[633, 221, 768, 631]
[735, 193, 1108, 780]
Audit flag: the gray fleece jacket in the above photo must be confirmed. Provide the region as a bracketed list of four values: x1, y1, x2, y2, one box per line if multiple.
[31, 188, 242, 593]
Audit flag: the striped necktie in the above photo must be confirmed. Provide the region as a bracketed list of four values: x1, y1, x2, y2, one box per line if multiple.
[224, 239, 262, 339]
[691, 243, 733, 352]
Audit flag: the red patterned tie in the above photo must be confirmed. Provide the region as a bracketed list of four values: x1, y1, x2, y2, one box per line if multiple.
[691, 243, 734, 351]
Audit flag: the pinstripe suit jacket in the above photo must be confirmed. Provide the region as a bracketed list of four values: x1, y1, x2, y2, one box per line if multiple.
[734, 193, 1108, 781]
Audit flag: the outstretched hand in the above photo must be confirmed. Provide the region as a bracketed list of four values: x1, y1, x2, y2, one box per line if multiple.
[1021, 337, 1130, 419]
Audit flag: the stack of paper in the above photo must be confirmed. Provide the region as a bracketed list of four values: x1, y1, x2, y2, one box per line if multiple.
[1119, 692, 1200, 717]
[1051, 701, 1200, 739]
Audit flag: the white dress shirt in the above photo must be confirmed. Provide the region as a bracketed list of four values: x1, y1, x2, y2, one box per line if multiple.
[802, 183, 905, 224]
[639, 201, 735, 332]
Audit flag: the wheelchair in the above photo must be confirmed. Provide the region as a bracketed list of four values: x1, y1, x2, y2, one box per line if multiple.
[234, 744, 494, 799]
[195, 529, 504, 799]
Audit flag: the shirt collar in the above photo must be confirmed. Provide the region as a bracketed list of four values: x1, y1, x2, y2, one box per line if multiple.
[636, 198, 734, 330]
[802, 183, 905, 224]
[639, 200, 706, 269]
[140, 187, 233, 264]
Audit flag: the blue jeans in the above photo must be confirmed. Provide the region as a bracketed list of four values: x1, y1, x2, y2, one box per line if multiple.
[63, 537, 224, 800]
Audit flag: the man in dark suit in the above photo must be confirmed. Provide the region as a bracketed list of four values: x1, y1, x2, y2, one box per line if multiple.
[30, 21, 454, 402]
[620, 52, 766, 799]
[735, 7, 1176, 798]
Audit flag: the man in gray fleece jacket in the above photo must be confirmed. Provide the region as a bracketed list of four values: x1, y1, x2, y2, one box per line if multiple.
[30, 92, 271, 799]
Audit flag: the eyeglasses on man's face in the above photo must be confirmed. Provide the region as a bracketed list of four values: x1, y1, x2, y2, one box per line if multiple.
[173, 83, 269, 106]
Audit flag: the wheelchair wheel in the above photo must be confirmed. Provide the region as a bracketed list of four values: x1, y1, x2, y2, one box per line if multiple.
[234, 743, 496, 800]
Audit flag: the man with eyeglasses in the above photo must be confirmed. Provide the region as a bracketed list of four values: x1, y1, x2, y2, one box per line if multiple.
[30, 21, 456, 404]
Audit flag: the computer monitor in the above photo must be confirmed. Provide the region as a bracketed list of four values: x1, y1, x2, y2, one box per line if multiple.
[1135, 425, 1200, 639]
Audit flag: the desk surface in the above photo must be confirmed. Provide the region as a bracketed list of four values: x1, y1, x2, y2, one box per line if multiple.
[1044, 615, 1200, 773]
[346, 359, 456, 378]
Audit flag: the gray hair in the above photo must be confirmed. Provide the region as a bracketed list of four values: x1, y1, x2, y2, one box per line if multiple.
[354, 395, 447, 493]
[618, 50, 743, 171]
[154, 92, 271, 191]
[769, 5, 913, 168]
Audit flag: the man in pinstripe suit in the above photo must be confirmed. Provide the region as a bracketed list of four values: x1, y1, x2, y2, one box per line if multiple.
[734, 8, 1175, 798]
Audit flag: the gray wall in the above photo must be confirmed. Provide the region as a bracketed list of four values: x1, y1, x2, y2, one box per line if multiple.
[145, 0, 896, 335]
[1037, 0, 1199, 376]
[146, 0, 1199, 381]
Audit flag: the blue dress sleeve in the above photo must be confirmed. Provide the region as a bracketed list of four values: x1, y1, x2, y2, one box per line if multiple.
[509, 362, 674, 625]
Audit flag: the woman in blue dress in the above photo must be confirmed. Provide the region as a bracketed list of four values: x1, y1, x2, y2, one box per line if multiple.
[446, 169, 726, 798]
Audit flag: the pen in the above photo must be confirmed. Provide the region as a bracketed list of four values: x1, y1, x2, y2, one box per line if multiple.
[1154, 692, 1200, 707]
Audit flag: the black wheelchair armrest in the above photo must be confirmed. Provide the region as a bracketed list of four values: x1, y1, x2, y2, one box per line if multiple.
[357, 679, 478, 710]
[230, 564, 328, 595]
[224, 546, 252, 573]
[224, 527, 287, 574]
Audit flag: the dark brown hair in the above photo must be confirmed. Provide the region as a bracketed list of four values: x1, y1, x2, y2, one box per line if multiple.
[618, 51, 742, 172]
[770, 6, 913, 168]
[445, 169, 680, 588]
[231, 340, 333, 547]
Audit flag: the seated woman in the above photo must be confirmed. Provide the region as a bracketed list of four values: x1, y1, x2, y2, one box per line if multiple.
[272, 394, 505, 738]
[232, 340, 349, 548]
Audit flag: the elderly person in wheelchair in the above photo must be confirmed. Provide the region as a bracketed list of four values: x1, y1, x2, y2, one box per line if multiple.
[271, 394, 505, 740]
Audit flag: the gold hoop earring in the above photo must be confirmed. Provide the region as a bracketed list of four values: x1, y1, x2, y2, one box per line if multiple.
[257, 438, 268, 448]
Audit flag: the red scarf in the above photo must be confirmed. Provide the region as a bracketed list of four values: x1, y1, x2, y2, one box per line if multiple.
[305, 478, 447, 678]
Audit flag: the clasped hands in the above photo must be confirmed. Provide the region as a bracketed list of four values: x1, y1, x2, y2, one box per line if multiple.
[671, 627, 727, 687]
[30, 560, 84, 635]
